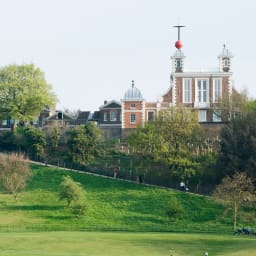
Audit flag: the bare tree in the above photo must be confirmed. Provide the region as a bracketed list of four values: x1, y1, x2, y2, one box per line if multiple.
[212, 172, 255, 231]
[0, 153, 32, 201]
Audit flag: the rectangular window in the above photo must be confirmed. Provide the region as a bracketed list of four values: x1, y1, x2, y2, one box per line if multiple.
[2, 120, 7, 126]
[110, 111, 117, 121]
[198, 110, 207, 122]
[130, 114, 136, 124]
[130, 103, 136, 109]
[183, 79, 192, 103]
[147, 111, 154, 121]
[213, 79, 222, 103]
[213, 110, 222, 122]
[104, 112, 108, 121]
[197, 79, 208, 103]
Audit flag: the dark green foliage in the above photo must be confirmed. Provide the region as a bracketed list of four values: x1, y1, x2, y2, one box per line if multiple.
[66, 123, 103, 165]
[22, 126, 46, 158]
[218, 108, 256, 180]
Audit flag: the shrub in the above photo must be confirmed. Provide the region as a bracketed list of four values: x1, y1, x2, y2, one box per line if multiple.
[0, 153, 32, 201]
[166, 198, 184, 220]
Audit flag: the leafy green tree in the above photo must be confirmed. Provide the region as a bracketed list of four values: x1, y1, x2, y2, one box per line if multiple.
[59, 175, 86, 209]
[0, 64, 57, 127]
[0, 153, 32, 201]
[128, 107, 204, 180]
[218, 106, 256, 180]
[67, 123, 103, 166]
[212, 172, 255, 231]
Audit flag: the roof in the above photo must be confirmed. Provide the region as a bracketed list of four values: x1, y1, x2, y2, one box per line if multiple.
[99, 100, 121, 109]
[123, 81, 144, 101]
[76, 111, 91, 120]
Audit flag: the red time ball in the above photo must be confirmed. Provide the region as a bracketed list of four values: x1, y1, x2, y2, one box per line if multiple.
[175, 40, 183, 49]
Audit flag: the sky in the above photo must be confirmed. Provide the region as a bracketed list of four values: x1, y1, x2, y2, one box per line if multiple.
[0, 0, 256, 111]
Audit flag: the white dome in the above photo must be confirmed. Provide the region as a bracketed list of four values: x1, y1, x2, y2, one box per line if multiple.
[123, 81, 143, 101]
[171, 49, 185, 58]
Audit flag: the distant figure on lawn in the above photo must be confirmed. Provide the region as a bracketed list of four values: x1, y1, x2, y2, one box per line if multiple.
[139, 174, 144, 184]
[205, 252, 208, 256]
[180, 181, 189, 192]
[113, 167, 118, 179]
[179, 181, 186, 191]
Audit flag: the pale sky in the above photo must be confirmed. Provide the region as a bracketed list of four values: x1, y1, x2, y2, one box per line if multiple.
[0, 0, 255, 111]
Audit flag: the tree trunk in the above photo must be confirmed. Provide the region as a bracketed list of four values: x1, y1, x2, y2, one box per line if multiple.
[233, 201, 237, 231]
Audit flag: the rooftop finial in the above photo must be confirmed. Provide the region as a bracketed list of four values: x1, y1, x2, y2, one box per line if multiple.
[173, 25, 185, 49]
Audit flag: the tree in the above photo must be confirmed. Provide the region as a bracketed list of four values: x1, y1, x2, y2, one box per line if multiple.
[59, 176, 86, 210]
[127, 107, 205, 180]
[0, 64, 57, 127]
[0, 153, 32, 201]
[22, 126, 46, 159]
[218, 105, 256, 180]
[212, 172, 255, 231]
[66, 123, 103, 166]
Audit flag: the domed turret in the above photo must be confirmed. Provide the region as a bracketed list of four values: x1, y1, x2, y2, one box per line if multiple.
[123, 80, 143, 100]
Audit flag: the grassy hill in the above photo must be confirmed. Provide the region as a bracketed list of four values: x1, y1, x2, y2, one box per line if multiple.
[0, 164, 253, 233]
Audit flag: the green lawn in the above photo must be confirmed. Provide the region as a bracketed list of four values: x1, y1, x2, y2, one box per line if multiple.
[0, 164, 238, 233]
[0, 231, 255, 256]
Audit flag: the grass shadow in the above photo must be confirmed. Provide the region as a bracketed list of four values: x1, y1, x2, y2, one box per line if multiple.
[6, 204, 63, 211]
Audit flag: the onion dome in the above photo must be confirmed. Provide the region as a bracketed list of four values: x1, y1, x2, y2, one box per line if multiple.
[123, 80, 143, 100]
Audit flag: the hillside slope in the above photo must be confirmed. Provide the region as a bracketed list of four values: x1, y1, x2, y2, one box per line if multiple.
[0, 164, 237, 232]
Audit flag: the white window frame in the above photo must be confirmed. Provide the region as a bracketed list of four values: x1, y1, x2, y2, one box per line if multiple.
[213, 78, 222, 103]
[198, 110, 207, 122]
[130, 114, 136, 124]
[2, 120, 7, 126]
[104, 112, 108, 121]
[213, 110, 222, 122]
[110, 111, 117, 121]
[195, 79, 209, 108]
[183, 78, 192, 103]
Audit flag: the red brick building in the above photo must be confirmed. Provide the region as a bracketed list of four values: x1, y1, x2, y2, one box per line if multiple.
[121, 38, 234, 132]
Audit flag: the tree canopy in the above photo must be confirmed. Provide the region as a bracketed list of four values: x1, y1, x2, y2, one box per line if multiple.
[218, 102, 256, 180]
[127, 107, 205, 180]
[0, 64, 57, 124]
[67, 123, 103, 166]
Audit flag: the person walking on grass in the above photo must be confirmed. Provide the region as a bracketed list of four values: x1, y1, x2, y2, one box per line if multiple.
[113, 167, 118, 179]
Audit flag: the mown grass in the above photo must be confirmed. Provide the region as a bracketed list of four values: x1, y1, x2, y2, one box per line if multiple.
[0, 232, 255, 256]
[0, 164, 254, 233]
